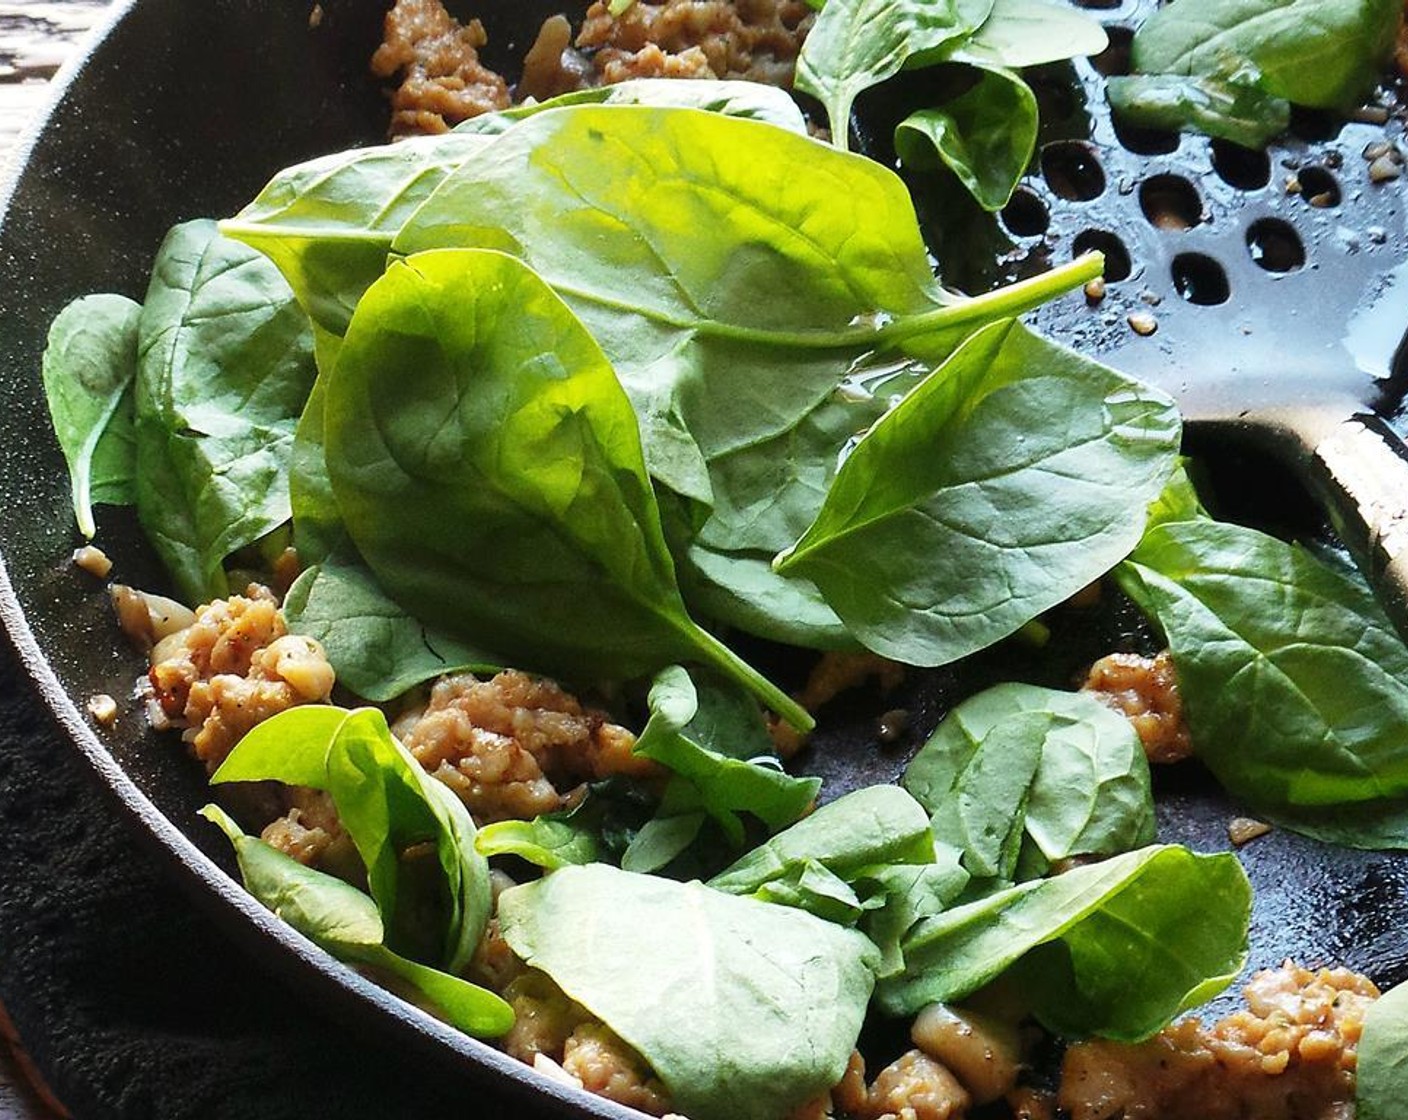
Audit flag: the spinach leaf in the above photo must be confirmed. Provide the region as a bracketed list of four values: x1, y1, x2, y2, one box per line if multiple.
[474, 816, 600, 870]
[201, 804, 512, 1038]
[41, 293, 141, 537]
[211, 705, 491, 973]
[751, 859, 871, 925]
[951, 0, 1108, 68]
[221, 132, 494, 337]
[1130, 0, 1402, 112]
[1359, 980, 1408, 1120]
[708, 784, 935, 895]
[1108, 66, 1290, 150]
[622, 666, 819, 870]
[877, 845, 1252, 1041]
[393, 105, 1099, 504]
[683, 545, 856, 650]
[135, 220, 317, 604]
[904, 684, 1155, 880]
[1118, 519, 1408, 814]
[498, 863, 881, 1120]
[775, 319, 1181, 667]
[282, 542, 501, 703]
[895, 65, 1038, 211]
[458, 77, 810, 136]
[858, 855, 971, 977]
[794, 0, 996, 146]
[323, 247, 810, 730]
[287, 361, 343, 565]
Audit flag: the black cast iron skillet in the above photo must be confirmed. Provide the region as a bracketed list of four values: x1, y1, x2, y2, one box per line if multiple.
[0, 1, 1404, 1117]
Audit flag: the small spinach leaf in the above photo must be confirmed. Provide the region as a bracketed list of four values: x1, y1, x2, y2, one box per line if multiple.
[135, 220, 317, 604]
[878, 845, 1252, 1041]
[623, 666, 819, 870]
[951, 0, 1108, 68]
[324, 248, 809, 729]
[282, 542, 501, 703]
[201, 804, 512, 1037]
[708, 784, 935, 895]
[904, 684, 1156, 879]
[211, 705, 491, 973]
[41, 293, 141, 537]
[775, 319, 1181, 666]
[895, 65, 1038, 211]
[1118, 519, 1408, 814]
[1107, 65, 1290, 149]
[474, 816, 600, 870]
[1359, 980, 1408, 1120]
[794, 0, 996, 146]
[498, 863, 881, 1120]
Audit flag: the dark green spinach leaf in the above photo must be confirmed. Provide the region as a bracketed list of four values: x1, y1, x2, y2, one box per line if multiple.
[775, 319, 1181, 666]
[41, 293, 141, 537]
[877, 845, 1251, 1041]
[1118, 519, 1408, 816]
[135, 220, 317, 604]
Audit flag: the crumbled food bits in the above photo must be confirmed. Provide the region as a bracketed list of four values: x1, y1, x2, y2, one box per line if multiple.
[1081, 650, 1192, 764]
[857, 1049, 971, 1120]
[1228, 817, 1273, 847]
[1353, 105, 1391, 124]
[1065, 580, 1103, 609]
[877, 708, 910, 743]
[86, 693, 118, 726]
[1058, 962, 1378, 1120]
[1285, 174, 1302, 194]
[532, 1053, 584, 1090]
[1369, 155, 1402, 183]
[1128, 311, 1158, 337]
[110, 585, 196, 651]
[1363, 140, 1393, 161]
[911, 1004, 1021, 1105]
[372, 0, 511, 136]
[72, 544, 112, 578]
[308, 3, 323, 28]
[1084, 277, 1107, 303]
[1308, 191, 1335, 208]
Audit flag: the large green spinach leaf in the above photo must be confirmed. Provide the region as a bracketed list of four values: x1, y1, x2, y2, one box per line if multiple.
[1108, 65, 1291, 149]
[201, 804, 512, 1037]
[1131, 0, 1401, 111]
[498, 863, 880, 1120]
[877, 845, 1251, 1040]
[134, 220, 317, 604]
[1118, 519, 1408, 814]
[951, 0, 1108, 68]
[904, 684, 1155, 881]
[1359, 980, 1408, 1120]
[323, 247, 809, 729]
[393, 105, 1099, 503]
[775, 319, 1180, 666]
[795, 0, 996, 146]
[211, 705, 491, 972]
[41, 293, 141, 537]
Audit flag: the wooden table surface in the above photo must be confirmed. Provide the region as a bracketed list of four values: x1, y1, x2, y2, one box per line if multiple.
[2, 9, 116, 1116]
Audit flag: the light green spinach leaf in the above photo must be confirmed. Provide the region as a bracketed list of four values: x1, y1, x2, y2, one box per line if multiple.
[323, 247, 810, 729]
[201, 804, 512, 1037]
[950, 0, 1108, 68]
[1359, 980, 1408, 1120]
[1108, 65, 1291, 149]
[498, 863, 880, 1120]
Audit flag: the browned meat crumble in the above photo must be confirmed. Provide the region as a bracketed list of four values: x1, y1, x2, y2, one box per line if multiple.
[144, 586, 335, 770]
[391, 669, 657, 823]
[371, 0, 511, 135]
[1081, 649, 1193, 764]
[1059, 962, 1378, 1120]
[375, 0, 814, 136]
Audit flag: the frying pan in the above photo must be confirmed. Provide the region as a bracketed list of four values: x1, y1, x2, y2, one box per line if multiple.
[0, 0, 1404, 1116]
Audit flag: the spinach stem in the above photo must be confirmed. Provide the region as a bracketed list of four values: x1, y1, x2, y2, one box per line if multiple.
[692, 626, 816, 733]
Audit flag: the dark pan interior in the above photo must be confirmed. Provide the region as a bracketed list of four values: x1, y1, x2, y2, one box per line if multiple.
[0, 1, 1404, 1116]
